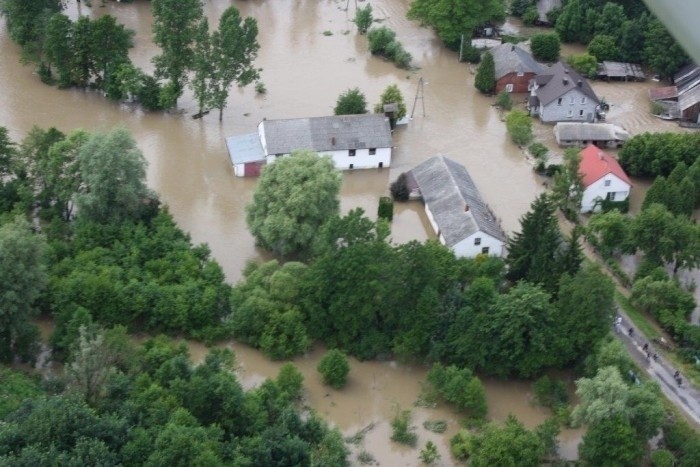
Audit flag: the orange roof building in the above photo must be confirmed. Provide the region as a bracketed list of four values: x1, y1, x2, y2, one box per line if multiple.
[578, 144, 632, 212]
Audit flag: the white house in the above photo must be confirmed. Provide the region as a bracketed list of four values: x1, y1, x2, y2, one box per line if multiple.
[225, 114, 393, 176]
[528, 62, 601, 123]
[408, 155, 506, 258]
[579, 144, 632, 213]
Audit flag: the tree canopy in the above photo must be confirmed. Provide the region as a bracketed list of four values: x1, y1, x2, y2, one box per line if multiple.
[475, 51, 495, 94]
[334, 87, 368, 115]
[246, 150, 341, 257]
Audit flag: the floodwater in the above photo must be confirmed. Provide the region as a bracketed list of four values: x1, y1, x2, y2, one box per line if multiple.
[1, 0, 688, 464]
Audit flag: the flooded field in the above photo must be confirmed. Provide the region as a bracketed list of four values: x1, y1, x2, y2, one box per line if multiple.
[1, 0, 693, 464]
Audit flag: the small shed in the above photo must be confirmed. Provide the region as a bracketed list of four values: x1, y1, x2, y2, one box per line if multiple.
[596, 62, 645, 81]
[679, 83, 700, 124]
[225, 133, 266, 177]
[554, 122, 630, 148]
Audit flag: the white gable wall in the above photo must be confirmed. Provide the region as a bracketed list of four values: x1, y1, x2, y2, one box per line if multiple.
[266, 147, 391, 170]
[452, 232, 504, 258]
[581, 173, 631, 212]
[424, 204, 504, 258]
[540, 88, 598, 123]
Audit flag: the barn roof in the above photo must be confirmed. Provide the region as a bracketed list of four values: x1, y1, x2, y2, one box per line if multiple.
[649, 86, 679, 101]
[679, 82, 700, 112]
[225, 133, 266, 165]
[554, 122, 630, 142]
[409, 155, 505, 247]
[534, 62, 600, 106]
[490, 43, 546, 80]
[262, 114, 392, 155]
[579, 144, 632, 188]
[674, 63, 700, 94]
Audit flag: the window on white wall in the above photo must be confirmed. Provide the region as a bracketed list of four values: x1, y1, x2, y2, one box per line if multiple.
[581, 97, 587, 104]
[482, 246, 490, 254]
[604, 179, 611, 187]
[570, 96, 575, 105]
[369, 148, 376, 155]
[349, 149, 356, 157]
[474, 237, 481, 245]
[567, 110, 573, 118]
[579, 109, 584, 116]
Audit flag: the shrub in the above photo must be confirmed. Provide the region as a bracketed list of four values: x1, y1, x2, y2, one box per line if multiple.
[530, 33, 561, 62]
[334, 87, 367, 115]
[450, 430, 473, 460]
[422, 420, 447, 433]
[532, 375, 569, 409]
[255, 81, 266, 94]
[391, 408, 417, 446]
[390, 173, 410, 201]
[419, 441, 440, 464]
[276, 363, 304, 400]
[528, 142, 549, 161]
[650, 101, 665, 116]
[354, 4, 373, 34]
[567, 53, 598, 78]
[317, 349, 350, 389]
[522, 6, 539, 25]
[651, 449, 676, 467]
[378, 196, 394, 221]
[475, 51, 495, 94]
[367, 27, 396, 54]
[495, 90, 512, 110]
[460, 44, 481, 64]
[505, 110, 533, 146]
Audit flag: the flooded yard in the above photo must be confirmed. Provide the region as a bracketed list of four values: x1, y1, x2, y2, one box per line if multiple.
[2, 0, 694, 464]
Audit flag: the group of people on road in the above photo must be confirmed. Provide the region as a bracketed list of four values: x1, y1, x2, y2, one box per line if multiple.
[614, 316, 682, 388]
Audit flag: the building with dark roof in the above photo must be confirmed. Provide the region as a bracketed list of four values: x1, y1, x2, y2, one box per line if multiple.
[490, 43, 546, 93]
[554, 122, 630, 148]
[528, 62, 601, 123]
[225, 114, 393, 177]
[648, 64, 700, 123]
[408, 155, 506, 258]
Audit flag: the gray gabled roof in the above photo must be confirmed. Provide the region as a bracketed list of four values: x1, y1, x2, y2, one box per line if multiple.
[674, 63, 700, 94]
[554, 122, 630, 142]
[534, 62, 600, 106]
[490, 43, 546, 80]
[409, 155, 506, 247]
[262, 114, 392, 155]
[679, 83, 700, 112]
[225, 132, 266, 164]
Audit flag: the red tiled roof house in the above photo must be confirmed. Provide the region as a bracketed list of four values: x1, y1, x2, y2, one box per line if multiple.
[579, 144, 632, 212]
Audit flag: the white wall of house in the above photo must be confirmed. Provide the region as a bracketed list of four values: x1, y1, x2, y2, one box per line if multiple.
[581, 174, 631, 212]
[257, 122, 268, 154]
[540, 89, 598, 123]
[233, 163, 245, 177]
[452, 232, 504, 258]
[266, 147, 391, 170]
[424, 204, 440, 239]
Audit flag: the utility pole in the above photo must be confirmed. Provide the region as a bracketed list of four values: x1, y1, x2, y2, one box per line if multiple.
[410, 77, 426, 119]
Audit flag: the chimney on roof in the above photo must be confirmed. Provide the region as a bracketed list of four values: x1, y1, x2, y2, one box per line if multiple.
[464, 204, 470, 212]
[577, 80, 583, 87]
[331, 136, 336, 146]
[511, 45, 515, 52]
[563, 77, 569, 85]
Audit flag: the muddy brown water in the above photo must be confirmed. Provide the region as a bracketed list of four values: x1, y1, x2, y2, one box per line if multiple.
[3, 0, 689, 464]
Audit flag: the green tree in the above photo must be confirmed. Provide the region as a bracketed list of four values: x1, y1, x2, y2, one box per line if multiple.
[44, 13, 73, 87]
[573, 366, 630, 426]
[42, 129, 88, 221]
[619, 16, 647, 63]
[0, 217, 46, 363]
[390, 408, 417, 446]
[209, 6, 260, 121]
[66, 326, 116, 406]
[151, 0, 204, 107]
[506, 194, 562, 292]
[334, 87, 368, 115]
[354, 4, 373, 34]
[317, 349, 350, 389]
[495, 90, 512, 110]
[619, 133, 700, 178]
[276, 363, 304, 400]
[530, 33, 561, 62]
[587, 209, 631, 257]
[407, 0, 506, 49]
[556, 264, 615, 365]
[505, 109, 533, 146]
[566, 53, 598, 78]
[595, 3, 626, 38]
[645, 18, 688, 79]
[76, 127, 152, 224]
[246, 150, 341, 257]
[482, 282, 558, 377]
[579, 416, 644, 466]
[0, 0, 60, 54]
[373, 84, 407, 120]
[474, 51, 495, 94]
[90, 15, 134, 88]
[468, 415, 545, 467]
[587, 34, 621, 62]
[551, 147, 584, 215]
[191, 18, 214, 116]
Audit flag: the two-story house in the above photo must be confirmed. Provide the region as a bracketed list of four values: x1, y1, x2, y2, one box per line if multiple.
[491, 43, 546, 94]
[528, 62, 601, 123]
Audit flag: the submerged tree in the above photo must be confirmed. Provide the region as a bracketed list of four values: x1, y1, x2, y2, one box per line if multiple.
[246, 150, 341, 257]
[334, 87, 368, 115]
[151, 0, 204, 107]
[474, 51, 495, 94]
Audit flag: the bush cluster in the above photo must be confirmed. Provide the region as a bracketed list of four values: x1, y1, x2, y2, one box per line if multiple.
[367, 27, 412, 69]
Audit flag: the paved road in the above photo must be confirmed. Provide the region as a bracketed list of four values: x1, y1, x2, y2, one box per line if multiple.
[614, 309, 700, 426]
